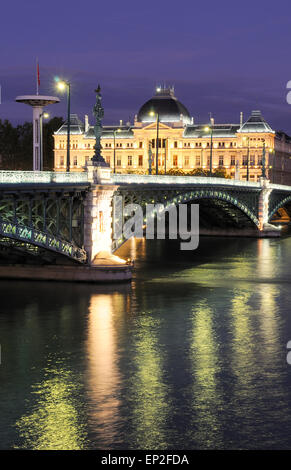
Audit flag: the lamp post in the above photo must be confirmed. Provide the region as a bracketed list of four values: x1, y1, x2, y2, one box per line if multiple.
[243, 136, 250, 181]
[204, 125, 213, 176]
[113, 128, 121, 173]
[149, 111, 160, 175]
[262, 140, 266, 178]
[56, 79, 71, 172]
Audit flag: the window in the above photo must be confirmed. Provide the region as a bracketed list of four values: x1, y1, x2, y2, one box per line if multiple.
[196, 156, 200, 166]
[250, 155, 255, 166]
[173, 155, 178, 166]
[231, 156, 236, 166]
[128, 155, 133, 166]
[242, 155, 248, 166]
[106, 156, 110, 165]
[219, 156, 224, 166]
[74, 156, 78, 166]
[184, 156, 190, 167]
[117, 157, 121, 167]
[138, 155, 143, 166]
[60, 156, 64, 166]
[139, 141, 143, 148]
[174, 141, 178, 148]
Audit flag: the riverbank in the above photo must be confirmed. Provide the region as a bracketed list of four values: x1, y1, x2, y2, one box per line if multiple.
[0, 263, 133, 282]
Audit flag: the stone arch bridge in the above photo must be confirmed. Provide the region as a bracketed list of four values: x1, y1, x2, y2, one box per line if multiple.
[0, 170, 290, 264]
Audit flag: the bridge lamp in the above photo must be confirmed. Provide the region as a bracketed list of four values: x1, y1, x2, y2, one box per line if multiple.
[203, 126, 213, 176]
[113, 128, 122, 174]
[55, 78, 71, 172]
[149, 111, 160, 175]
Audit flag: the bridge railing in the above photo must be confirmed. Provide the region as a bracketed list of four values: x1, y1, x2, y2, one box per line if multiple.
[112, 174, 261, 187]
[0, 171, 89, 184]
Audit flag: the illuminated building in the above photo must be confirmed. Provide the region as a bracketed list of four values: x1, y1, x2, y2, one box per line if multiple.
[53, 86, 291, 184]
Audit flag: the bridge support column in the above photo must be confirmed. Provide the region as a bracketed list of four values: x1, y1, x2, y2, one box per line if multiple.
[258, 179, 272, 230]
[84, 162, 118, 264]
[258, 178, 280, 236]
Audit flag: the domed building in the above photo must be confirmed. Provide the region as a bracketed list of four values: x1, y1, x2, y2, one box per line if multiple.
[53, 86, 291, 185]
[137, 86, 192, 125]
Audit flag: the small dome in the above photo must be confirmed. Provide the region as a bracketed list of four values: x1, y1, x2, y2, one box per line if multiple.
[137, 87, 191, 124]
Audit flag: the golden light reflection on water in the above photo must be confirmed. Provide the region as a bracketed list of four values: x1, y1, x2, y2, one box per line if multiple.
[14, 364, 88, 450]
[189, 300, 223, 447]
[86, 294, 122, 447]
[130, 315, 170, 449]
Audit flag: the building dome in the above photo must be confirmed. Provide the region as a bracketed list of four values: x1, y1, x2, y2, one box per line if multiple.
[137, 86, 191, 124]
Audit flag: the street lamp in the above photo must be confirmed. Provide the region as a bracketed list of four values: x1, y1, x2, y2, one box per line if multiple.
[243, 136, 250, 181]
[149, 111, 159, 175]
[262, 139, 266, 178]
[39, 112, 50, 171]
[113, 128, 121, 173]
[204, 125, 213, 176]
[55, 78, 71, 172]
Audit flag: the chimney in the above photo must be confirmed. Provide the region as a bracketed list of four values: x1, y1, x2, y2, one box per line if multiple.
[240, 112, 243, 126]
[85, 114, 89, 132]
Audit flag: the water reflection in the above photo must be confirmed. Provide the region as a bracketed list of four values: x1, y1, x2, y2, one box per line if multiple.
[1, 236, 291, 449]
[86, 294, 121, 447]
[189, 300, 224, 448]
[14, 356, 88, 450]
[128, 314, 170, 449]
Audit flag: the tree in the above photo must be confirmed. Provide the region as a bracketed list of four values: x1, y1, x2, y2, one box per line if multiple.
[43, 117, 64, 170]
[0, 117, 64, 170]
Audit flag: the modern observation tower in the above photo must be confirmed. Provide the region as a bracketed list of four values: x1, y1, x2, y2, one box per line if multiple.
[15, 75, 60, 170]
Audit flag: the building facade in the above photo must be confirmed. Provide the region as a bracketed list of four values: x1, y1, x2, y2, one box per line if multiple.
[53, 86, 291, 184]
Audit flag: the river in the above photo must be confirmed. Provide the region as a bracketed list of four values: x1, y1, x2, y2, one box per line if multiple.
[1, 236, 291, 449]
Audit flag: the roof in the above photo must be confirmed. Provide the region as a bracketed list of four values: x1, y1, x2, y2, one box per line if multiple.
[238, 110, 274, 133]
[55, 114, 85, 135]
[137, 87, 191, 125]
[84, 126, 134, 139]
[184, 124, 240, 138]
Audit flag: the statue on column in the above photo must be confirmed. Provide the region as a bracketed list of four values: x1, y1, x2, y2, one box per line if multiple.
[91, 85, 108, 166]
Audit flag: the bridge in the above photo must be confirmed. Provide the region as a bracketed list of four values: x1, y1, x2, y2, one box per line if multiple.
[0, 167, 290, 265]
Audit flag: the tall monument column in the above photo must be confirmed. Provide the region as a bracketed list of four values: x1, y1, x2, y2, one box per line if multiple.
[84, 86, 118, 264]
[15, 95, 59, 170]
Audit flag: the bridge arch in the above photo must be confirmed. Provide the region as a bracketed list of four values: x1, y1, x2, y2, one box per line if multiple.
[164, 189, 260, 228]
[269, 195, 291, 221]
[0, 219, 87, 263]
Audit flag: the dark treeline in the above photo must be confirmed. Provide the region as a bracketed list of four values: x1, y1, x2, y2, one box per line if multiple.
[0, 117, 64, 170]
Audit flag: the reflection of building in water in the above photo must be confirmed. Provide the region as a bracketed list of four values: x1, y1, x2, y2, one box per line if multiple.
[86, 294, 121, 445]
[189, 300, 224, 447]
[54, 86, 291, 184]
[15, 359, 88, 450]
[128, 315, 170, 449]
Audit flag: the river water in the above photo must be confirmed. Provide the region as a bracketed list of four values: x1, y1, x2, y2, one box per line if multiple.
[1, 236, 291, 449]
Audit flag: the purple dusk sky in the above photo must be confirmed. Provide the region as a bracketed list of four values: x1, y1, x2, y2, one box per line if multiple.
[1, 0, 291, 132]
